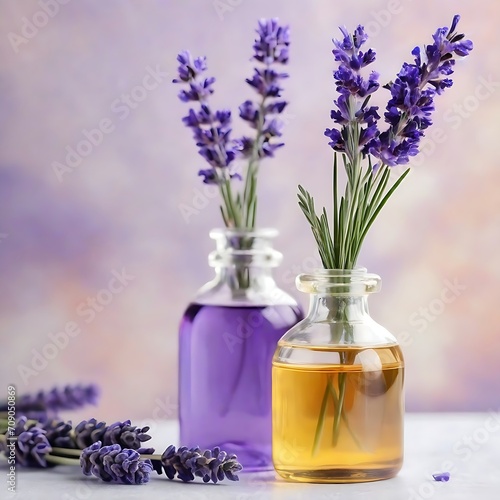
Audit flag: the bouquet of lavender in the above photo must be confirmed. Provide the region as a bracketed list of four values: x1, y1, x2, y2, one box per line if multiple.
[298, 16, 472, 449]
[174, 18, 289, 228]
[299, 15, 472, 268]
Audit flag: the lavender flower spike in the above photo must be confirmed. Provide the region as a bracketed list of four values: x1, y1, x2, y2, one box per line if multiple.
[74, 418, 154, 453]
[80, 441, 153, 485]
[324, 24, 380, 162]
[369, 15, 473, 166]
[173, 50, 238, 184]
[238, 18, 290, 159]
[5, 384, 100, 418]
[153, 445, 242, 484]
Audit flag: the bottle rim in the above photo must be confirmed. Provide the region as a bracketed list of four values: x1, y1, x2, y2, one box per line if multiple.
[208, 227, 282, 268]
[209, 227, 278, 239]
[296, 268, 381, 295]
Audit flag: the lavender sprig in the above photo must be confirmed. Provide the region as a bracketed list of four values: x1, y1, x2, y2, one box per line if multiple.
[173, 17, 290, 229]
[80, 442, 242, 485]
[300, 16, 472, 270]
[370, 14, 473, 166]
[324, 25, 380, 164]
[235, 18, 290, 228]
[0, 384, 99, 423]
[239, 18, 290, 159]
[1, 417, 242, 486]
[174, 51, 243, 227]
[2, 417, 154, 461]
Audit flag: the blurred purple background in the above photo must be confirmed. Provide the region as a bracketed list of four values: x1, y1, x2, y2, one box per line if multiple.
[1, 0, 499, 421]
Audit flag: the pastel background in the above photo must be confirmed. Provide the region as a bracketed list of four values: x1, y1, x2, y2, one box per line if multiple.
[0, 0, 498, 422]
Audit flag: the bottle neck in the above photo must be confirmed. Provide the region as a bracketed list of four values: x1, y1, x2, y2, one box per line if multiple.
[196, 227, 294, 305]
[293, 269, 383, 344]
[208, 227, 281, 294]
[213, 264, 276, 293]
[307, 294, 370, 323]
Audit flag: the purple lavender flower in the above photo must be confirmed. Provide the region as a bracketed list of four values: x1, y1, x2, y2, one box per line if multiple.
[3, 417, 53, 467]
[41, 419, 76, 449]
[173, 51, 238, 184]
[153, 445, 242, 484]
[325, 25, 380, 162]
[369, 15, 473, 166]
[245, 68, 288, 98]
[239, 18, 290, 160]
[74, 418, 153, 453]
[433, 471, 451, 482]
[173, 51, 207, 83]
[80, 441, 153, 485]
[1, 384, 99, 419]
[252, 18, 290, 64]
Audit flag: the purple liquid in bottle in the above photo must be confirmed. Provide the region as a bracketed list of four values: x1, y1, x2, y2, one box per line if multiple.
[179, 302, 303, 471]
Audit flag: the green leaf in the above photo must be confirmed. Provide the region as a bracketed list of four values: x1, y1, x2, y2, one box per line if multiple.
[357, 167, 411, 253]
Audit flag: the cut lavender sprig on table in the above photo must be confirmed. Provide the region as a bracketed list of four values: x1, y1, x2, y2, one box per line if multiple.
[79, 442, 242, 485]
[1, 416, 154, 464]
[0, 384, 99, 422]
[2, 414, 242, 485]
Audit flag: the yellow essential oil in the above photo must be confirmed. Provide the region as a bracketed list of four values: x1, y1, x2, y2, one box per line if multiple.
[272, 345, 404, 483]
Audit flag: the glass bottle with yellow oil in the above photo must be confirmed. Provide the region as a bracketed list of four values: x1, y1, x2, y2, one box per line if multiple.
[272, 269, 404, 483]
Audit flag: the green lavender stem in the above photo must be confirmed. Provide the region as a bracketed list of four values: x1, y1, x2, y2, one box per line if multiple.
[311, 297, 361, 455]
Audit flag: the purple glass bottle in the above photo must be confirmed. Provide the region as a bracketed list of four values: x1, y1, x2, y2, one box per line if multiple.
[179, 228, 303, 471]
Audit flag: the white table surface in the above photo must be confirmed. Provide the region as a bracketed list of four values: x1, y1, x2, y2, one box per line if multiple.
[3, 413, 499, 500]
